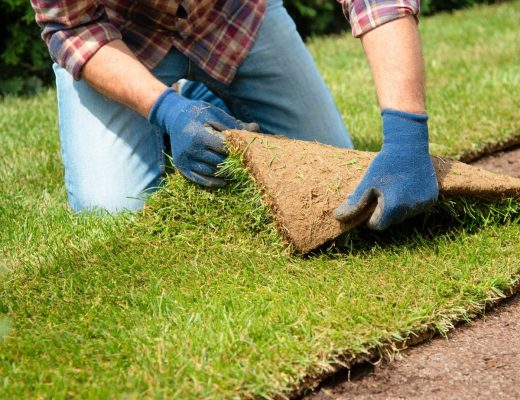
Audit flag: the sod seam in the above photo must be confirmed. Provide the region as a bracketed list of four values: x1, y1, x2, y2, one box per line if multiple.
[288, 278, 520, 399]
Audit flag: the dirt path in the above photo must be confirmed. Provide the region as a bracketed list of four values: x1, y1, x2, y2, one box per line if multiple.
[305, 147, 520, 400]
[471, 146, 520, 179]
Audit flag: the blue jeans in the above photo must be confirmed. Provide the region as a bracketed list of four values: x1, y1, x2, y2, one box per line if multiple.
[54, 0, 352, 213]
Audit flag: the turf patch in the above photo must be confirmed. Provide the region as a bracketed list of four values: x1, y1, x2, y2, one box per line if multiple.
[0, 318, 10, 343]
[1, 168, 518, 398]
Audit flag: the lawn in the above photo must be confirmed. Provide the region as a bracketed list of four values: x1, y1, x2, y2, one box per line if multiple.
[1, 2, 519, 399]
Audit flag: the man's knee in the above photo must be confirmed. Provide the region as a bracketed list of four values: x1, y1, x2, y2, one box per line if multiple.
[67, 180, 160, 215]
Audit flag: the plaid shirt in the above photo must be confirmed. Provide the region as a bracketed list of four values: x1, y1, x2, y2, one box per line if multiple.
[31, 0, 420, 84]
[31, 0, 267, 84]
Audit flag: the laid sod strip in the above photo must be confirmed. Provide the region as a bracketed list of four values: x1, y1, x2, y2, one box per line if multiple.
[1, 1, 520, 398]
[0, 318, 10, 343]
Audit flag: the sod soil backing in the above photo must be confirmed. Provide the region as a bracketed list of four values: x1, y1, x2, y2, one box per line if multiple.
[226, 130, 520, 254]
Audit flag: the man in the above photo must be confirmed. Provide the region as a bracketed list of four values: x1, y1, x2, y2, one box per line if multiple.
[31, 0, 438, 231]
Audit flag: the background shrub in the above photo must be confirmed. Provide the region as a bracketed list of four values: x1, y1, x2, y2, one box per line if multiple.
[284, 0, 349, 39]
[420, 0, 496, 14]
[285, 0, 501, 39]
[0, 0, 505, 95]
[0, 0, 50, 95]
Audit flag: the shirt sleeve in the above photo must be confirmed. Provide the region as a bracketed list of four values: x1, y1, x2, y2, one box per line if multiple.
[31, 0, 122, 80]
[337, 0, 421, 38]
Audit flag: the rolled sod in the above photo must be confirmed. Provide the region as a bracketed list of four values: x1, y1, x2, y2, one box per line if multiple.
[226, 130, 520, 253]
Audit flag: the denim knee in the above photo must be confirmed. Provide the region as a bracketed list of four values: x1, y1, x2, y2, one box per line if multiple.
[67, 177, 161, 214]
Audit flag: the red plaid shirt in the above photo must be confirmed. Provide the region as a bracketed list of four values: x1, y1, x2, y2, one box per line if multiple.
[31, 0, 420, 84]
[338, 0, 420, 37]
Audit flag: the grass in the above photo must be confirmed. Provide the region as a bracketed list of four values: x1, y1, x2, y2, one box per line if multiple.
[1, 2, 519, 398]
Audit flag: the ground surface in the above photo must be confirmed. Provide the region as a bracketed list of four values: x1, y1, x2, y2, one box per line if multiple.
[472, 146, 520, 179]
[306, 148, 520, 400]
[307, 294, 520, 400]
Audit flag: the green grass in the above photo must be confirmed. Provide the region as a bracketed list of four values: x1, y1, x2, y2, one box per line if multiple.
[1, 2, 520, 398]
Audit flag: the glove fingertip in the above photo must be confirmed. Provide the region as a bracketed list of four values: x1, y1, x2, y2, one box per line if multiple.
[196, 173, 228, 188]
[180, 169, 227, 188]
[241, 122, 261, 132]
[333, 193, 368, 221]
[365, 215, 389, 231]
[334, 187, 378, 224]
[214, 131, 228, 145]
[206, 121, 226, 132]
[365, 200, 392, 231]
[333, 203, 358, 221]
[203, 127, 230, 156]
[206, 177, 228, 188]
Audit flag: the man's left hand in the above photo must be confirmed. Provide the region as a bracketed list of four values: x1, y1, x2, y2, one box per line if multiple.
[333, 109, 439, 230]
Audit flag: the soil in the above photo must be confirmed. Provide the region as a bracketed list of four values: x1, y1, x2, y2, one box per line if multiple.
[302, 146, 520, 400]
[471, 146, 520, 179]
[226, 131, 520, 254]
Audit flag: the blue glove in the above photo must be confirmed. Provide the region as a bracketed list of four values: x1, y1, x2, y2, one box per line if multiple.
[148, 88, 259, 187]
[333, 109, 439, 230]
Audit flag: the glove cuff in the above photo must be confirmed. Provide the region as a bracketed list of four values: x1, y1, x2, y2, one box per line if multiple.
[147, 88, 183, 129]
[381, 108, 428, 122]
[381, 108, 429, 146]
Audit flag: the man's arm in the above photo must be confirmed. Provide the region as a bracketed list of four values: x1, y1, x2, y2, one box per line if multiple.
[81, 40, 167, 117]
[334, 16, 438, 230]
[81, 40, 259, 188]
[32, 1, 258, 188]
[360, 16, 425, 114]
[82, 39, 260, 187]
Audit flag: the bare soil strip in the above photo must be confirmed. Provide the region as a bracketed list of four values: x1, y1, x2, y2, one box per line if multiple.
[304, 147, 520, 400]
[471, 146, 520, 179]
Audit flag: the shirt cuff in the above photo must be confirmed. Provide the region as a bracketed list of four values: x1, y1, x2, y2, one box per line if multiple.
[340, 0, 420, 38]
[47, 22, 122, 80]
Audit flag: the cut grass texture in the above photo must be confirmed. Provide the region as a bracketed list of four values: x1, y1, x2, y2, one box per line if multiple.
[1, 1, 519, 398]
[0, 318, 10, 343]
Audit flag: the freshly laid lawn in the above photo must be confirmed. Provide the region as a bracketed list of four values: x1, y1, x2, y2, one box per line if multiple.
[1, 2, 519, 399]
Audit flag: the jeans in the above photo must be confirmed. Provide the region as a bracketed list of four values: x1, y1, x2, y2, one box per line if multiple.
[54, 0, 353, 213]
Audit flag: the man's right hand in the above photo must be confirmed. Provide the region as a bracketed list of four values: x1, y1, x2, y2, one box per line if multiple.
[148, 88, 259, 187]
[81, 41, 258, 187]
